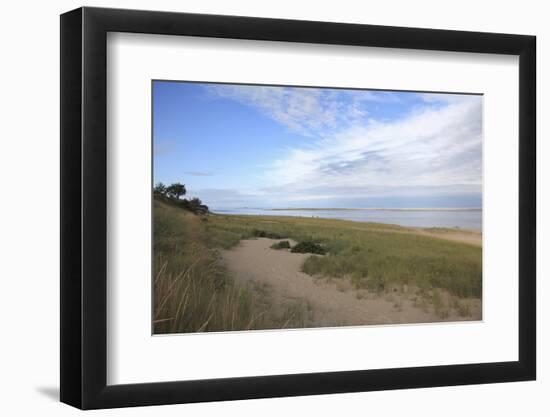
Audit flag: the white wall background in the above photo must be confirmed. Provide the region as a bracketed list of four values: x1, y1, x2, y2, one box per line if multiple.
[0, 0, 545, 415]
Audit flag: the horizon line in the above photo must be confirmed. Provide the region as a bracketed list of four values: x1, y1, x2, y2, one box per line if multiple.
[212, 207, 482, 212]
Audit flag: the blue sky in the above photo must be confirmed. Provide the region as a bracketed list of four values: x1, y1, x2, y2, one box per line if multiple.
[153, 81, 482, 209]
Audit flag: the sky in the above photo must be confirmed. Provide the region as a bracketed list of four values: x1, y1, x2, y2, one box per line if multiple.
[153, 81, 482, 209]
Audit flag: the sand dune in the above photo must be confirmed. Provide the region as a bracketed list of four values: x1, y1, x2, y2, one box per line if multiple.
[221, 238, 481, 328]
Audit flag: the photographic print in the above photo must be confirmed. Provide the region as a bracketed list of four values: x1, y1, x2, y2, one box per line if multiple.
[152, 81, 482, 335]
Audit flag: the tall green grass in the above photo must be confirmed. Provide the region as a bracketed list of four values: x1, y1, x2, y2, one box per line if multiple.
[153, 201, 306, 333]
[205, 213, 482, 299]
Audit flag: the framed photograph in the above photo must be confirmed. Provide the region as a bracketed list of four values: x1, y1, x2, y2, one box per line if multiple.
[60, 7, 536, 409]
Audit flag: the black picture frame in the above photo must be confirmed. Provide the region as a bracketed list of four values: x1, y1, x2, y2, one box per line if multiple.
[60, 6, 536, 410]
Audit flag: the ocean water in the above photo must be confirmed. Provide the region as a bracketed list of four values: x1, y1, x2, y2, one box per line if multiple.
[212, 208, 482, 230]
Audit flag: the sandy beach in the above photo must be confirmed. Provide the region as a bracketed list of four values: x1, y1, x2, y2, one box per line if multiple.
[417, 227, 481, 246]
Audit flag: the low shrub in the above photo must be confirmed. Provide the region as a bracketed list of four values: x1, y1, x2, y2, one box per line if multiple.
[291, 241, 326, 255]
[252, 229, 284, 239]
[271, 240, 291, 250]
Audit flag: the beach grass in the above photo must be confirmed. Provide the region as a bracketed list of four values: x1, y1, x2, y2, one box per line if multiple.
[153, 201, 306, 333]
[204, 211, 482, 299]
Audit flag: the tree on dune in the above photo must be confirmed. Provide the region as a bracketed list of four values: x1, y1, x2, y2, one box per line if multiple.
[166, 183, 186, 200]
[153, 182, 167, 196]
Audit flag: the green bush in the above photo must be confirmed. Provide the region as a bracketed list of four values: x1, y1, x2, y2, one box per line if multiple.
[252, 229, 284, 239]
[291, 241, 326, 255]
[271, 240, 291, 250]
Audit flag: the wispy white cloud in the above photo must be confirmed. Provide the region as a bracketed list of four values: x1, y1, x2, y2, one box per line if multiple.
[203, 84, 482, 207]
[260, 95, 482, 202]
[206, 85, 395, 137]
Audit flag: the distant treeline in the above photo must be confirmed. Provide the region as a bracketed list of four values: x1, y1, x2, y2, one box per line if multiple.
[154, 182, 209, 215]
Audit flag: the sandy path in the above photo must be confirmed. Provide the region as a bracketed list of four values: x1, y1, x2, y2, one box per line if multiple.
[220, 238, 474, 328]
